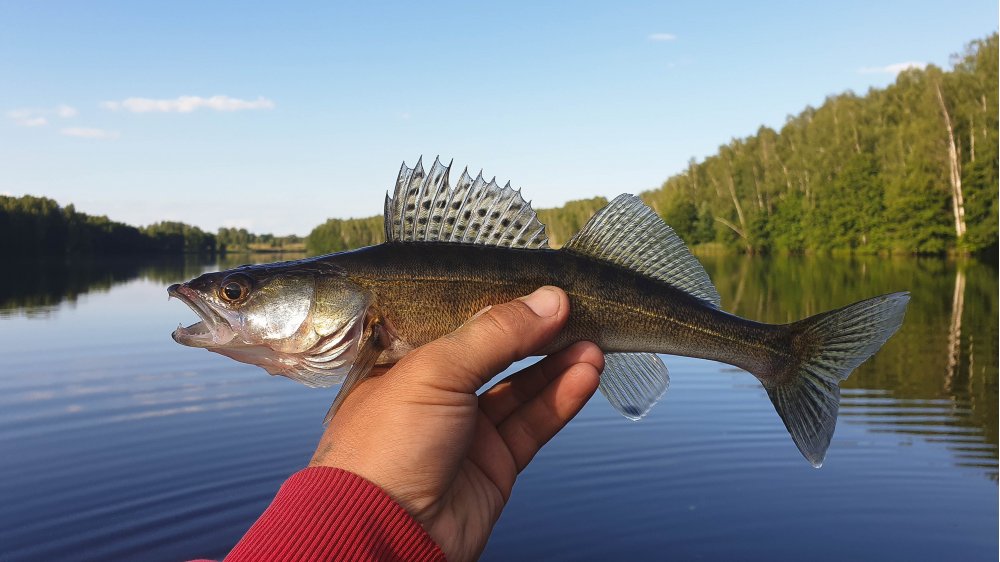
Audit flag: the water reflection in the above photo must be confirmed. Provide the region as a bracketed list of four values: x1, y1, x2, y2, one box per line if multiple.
[700, 254, 998, 479]
[3, 253, 997, 479]
[0, 252, 996, 561]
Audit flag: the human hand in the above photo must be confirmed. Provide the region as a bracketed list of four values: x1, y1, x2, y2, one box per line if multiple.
[309, 286, 603, 562]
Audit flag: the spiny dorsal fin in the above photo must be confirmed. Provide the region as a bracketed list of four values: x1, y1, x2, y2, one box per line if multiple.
[384, 156, 549, 248]
[563, 194, 721, 308]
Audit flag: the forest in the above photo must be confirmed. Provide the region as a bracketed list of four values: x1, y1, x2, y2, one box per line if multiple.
[0, 195, 218, 257]
[3, 35, 995, 259]
[0, 196, 301, 257]
[216, 228, 304, 253]
[642, 34, 997, 256]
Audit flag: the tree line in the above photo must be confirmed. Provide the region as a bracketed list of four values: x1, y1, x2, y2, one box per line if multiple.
[302, 197, 615, 254]
[0, 195, 217, 257]
[0, 195, 300, 257]
[216, 227, 304, 253]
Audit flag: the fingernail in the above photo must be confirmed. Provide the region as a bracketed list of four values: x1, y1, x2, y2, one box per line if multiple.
[519, 286, 560, 317]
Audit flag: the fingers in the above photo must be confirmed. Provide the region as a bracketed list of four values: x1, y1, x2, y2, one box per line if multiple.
[479, 341, 604, 424]
[401, 286, 570, 394]
[497, 360, 601, 473]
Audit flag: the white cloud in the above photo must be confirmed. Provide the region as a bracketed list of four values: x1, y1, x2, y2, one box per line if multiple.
[102, 95, 275, 113]
[60, 127, 120, 140]
[648, 33, 677, 42]
[859, 61, 926, 75]
[6, 104, 77, 126]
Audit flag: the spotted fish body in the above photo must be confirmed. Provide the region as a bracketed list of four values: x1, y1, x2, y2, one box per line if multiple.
[169, 157, 909, 466]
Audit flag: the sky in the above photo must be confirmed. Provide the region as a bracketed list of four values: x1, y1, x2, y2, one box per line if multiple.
[1, 1, 997, 236]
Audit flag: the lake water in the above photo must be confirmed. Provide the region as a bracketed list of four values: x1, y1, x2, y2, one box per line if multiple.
[0, 253, 996, 561]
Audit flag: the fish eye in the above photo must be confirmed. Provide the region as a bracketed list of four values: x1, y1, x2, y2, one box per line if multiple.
[219, 275, 252, 302]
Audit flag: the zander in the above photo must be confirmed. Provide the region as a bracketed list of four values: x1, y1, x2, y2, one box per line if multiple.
[169, 157, 909, 466]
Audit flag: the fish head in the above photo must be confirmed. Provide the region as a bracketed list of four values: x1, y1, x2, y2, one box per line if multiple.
[168, 260, 372, 384]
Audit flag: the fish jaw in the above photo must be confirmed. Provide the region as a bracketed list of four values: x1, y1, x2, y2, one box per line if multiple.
[166, 267, 378, 389]
[168, 283, 237, 348]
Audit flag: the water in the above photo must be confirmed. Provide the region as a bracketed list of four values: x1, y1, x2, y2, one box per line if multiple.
[0, 254, 996, 561]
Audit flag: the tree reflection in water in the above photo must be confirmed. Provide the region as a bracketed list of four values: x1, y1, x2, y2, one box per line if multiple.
[2, 253, 996, 478]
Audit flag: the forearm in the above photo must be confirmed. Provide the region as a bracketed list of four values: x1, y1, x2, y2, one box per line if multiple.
[222, 467, 445, 562]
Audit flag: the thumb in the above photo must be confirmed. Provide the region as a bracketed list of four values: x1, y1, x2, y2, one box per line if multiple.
[405, 286, 570, 393]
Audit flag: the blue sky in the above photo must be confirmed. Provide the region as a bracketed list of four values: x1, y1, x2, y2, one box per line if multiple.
[2, 1, 996, 235]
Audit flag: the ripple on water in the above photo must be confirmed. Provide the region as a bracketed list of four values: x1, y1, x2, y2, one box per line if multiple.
[1, 256, 997, 561]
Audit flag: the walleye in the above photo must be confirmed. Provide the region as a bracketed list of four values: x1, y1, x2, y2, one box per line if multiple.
[169, 156, 909, 466]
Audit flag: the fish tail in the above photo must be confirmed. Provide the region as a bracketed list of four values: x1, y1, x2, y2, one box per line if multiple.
[764, 292, 910, 467]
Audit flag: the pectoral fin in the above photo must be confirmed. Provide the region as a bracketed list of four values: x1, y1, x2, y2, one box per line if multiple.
[323, 317, 385, 424]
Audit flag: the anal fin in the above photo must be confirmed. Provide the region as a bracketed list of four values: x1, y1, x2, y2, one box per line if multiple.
[599, 352, 670, 420]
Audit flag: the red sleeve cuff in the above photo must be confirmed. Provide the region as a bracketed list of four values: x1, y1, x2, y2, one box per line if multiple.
[223, 467, 446, 562]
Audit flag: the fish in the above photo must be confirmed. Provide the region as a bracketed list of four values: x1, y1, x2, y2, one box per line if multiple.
[168, 156, 909, 467]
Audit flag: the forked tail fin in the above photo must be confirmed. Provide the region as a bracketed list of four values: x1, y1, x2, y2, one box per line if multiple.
[767, 292, 910, 467]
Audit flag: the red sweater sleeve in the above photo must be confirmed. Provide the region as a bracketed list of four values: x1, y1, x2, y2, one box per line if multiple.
[219, 467, 446, 562]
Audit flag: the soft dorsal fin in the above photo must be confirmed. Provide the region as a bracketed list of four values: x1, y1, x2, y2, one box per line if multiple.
[563, 194, 721, 308]
[384, 156, 549, 249]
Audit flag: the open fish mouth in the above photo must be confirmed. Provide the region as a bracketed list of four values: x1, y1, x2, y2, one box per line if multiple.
[167, 284, 236, 348]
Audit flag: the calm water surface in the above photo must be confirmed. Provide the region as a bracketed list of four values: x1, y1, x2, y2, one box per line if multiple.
[0, 254, 996, 561]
